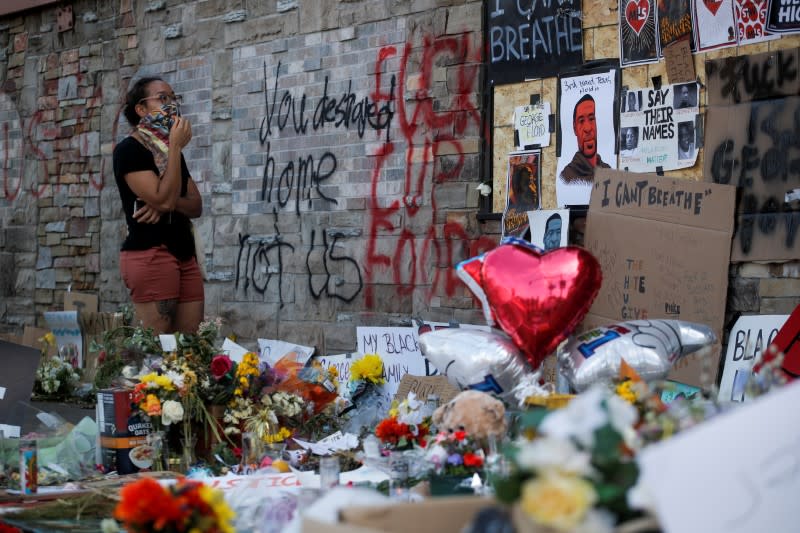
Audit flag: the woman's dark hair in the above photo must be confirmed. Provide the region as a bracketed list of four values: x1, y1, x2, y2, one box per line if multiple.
[123, 76, 163, 126]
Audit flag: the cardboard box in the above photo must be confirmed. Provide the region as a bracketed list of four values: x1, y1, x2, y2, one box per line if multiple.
[583, 169, 736, 387]
[303, 496, 493, 533]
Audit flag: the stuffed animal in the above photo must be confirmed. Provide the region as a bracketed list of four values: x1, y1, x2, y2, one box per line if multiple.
[432, 390, 507, 439]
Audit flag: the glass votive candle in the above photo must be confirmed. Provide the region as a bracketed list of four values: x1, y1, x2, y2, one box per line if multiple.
[319, 455, 340, 490]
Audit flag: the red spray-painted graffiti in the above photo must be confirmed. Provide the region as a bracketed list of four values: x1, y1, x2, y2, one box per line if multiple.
[1, 80, 122, 202]
[365, 34, 495, 307]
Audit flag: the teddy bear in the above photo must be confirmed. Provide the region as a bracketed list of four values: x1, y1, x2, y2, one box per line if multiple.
[432, 389, 508, 439]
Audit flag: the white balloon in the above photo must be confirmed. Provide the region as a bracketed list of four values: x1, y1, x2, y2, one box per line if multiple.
[419, 328, 534, 403]
[559, 319, 717, 391]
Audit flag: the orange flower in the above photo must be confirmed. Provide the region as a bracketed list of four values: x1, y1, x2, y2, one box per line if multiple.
[142, 394, 162, 416]
[114, 478, 187, 531]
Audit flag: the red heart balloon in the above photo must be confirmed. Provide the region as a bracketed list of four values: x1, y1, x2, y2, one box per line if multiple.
[480, 245, 602, 370]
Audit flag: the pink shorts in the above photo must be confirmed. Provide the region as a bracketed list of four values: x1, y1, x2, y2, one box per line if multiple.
[120, 246, 204, 304]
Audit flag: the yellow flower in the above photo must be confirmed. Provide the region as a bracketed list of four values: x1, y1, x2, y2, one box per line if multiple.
[350, 353, 386, 385]
[41, 332, 56, 347]
[198, 484, 236, 533]
[519, 473, 596, 531]
[616, 381, 637, 404]
[327, 365, 338, 379]
[154, 374, 175, 390]
[264, 427, 292, 444]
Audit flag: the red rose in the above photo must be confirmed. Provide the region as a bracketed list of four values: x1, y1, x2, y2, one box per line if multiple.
[463, 452, 483, 468]
[210, 354, 233, 380]
[454, 430, 466, 441]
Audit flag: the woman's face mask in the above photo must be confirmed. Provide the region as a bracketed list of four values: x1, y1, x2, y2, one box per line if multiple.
[140, 102, 180, 134]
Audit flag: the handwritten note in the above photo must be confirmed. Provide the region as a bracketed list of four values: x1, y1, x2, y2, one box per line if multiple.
[663, 38, 695, 84]
[514, 103, 551, 148]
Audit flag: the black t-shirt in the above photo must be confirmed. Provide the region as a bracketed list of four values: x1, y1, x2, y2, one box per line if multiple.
[112, 136, 195, 261]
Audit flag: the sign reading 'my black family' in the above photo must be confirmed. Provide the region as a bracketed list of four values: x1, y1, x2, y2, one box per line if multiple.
[486, 0, 583, 85]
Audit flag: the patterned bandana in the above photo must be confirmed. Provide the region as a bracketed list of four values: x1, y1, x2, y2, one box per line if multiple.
[135, 103, 180, 177]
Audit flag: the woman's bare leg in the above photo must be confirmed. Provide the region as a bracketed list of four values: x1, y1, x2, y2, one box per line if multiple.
[133, 299, 177, 334]
[174, 300, 204, 335]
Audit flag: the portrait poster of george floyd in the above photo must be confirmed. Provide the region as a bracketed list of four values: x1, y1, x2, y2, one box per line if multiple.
[556, 65, 619, 207]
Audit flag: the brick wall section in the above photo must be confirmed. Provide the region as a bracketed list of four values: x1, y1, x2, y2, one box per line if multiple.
[0, 0, 797, 358]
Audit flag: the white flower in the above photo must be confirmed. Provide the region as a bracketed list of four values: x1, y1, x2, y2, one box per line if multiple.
[515, 436, 594, 477]
[605, 393, 640, 450]
[100, 518, 120, 533]
[476, 182, 492, 196]
[573, 508, 616, 533]
[540, 386, 608, 447]
[397, 393, 425, 425]
[161, 400, 184, 425]
[425, 443, 448, 467]
[166, 370, 184, 390]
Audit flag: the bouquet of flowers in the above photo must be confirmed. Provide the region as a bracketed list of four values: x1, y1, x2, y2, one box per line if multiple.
[112, 477, 235, 533]
[206, 354, 239, 406]
[34, 333, 81, 400]
[374, 393, 430, 451]
[424, 429, 485, 477]
[495, 386, 641, 533]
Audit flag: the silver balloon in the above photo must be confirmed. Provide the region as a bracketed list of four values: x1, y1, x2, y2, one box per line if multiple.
[559, 319, 717, 391]
[419, 328, 534, 403]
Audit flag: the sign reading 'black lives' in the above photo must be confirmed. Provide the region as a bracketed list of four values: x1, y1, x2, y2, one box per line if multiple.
[486, 0, 583, 85]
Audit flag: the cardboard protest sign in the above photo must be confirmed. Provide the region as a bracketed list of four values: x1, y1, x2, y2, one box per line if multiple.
[619, 82, 700, 172]
[663, 38, 696, 83]
[583, 169, 736, 387]
[485, 0, 583, 85]
[63, 292, 98, 313]
[394, 374, 460, 404]
[704, 50, 800, 261]
[527, 208, 569, 251]
[556, 67, 618, 207]
[638, 381, 800, 533]
[693, 0, 737, 51]
[717, 315, 788, 403]
[658, 0, 695, 52]
[735, 0, 779, 44]
[705, 48, 800, 105]
[513, 103, 551, 149]
[503, 150, 541, 238]
[619, 0, 659, 67]
[766, 0, 800, 33]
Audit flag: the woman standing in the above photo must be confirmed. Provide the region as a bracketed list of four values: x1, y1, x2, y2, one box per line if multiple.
[113, 77, 203, 334]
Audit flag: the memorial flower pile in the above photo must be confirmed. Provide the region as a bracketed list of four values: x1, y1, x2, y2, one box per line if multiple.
[34, 333, 81, 400]
[374, 393, 430, 451]
[424, 429, 485, 477]
[495, 386, 641, 532]
[112, 477, 235, 533]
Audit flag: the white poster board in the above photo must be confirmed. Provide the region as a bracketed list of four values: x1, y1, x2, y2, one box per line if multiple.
[258, 338, 314, 367]
[618, 83, 700, 172]
[717, 314, 788, 403]
[638, 381, 800, 533]
[43, 310, 83, 368]
[514, 103, 551, 148]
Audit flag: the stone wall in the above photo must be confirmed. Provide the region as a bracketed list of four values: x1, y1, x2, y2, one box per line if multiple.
[0, 0, 798, 356]
[0, 0, 493, 352]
